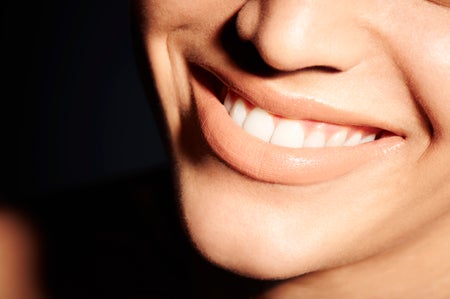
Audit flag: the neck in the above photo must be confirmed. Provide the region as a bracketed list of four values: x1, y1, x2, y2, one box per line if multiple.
[258, 214, 450, 299]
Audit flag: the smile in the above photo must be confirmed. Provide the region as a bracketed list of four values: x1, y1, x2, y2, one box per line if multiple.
[190, 65, 405, 185]
[224, 90, 381, 148]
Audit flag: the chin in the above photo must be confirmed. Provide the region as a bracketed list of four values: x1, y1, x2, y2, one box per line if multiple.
[137, 0, 448, 281]
[173, 123, 412, 280]
[149, 52, 428, 280]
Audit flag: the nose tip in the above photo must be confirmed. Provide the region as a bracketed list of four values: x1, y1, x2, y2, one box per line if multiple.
[236, 0, 369, 72]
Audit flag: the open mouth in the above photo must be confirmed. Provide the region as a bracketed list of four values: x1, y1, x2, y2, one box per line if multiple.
[224, 90, 384, 148]
[190, 64, 404, 185]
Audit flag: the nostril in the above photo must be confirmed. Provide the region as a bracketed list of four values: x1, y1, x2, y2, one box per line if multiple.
[297, 65, 341, 74]
[220, 17, 278, 76]
[233, 0, 370, 73]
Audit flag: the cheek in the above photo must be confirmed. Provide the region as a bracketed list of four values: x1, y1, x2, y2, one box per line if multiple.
[141, 0, 203, 31]
[387, 10, 450, 218]
[388, 10, 450, 139]
[143, 0, 243, 31]
[418, 39, 450, 139]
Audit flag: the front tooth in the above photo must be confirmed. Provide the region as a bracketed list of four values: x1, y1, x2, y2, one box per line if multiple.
[230, 99, 247, 127]
[326, 130, 348, 147]
[344, 132, 362, 146]
[243, 108, 275, 142]
[224, 93, 233, 112]
[360, 134, 376, 144]
[270, 119, 305, 148]
[304, 131, 326, 148]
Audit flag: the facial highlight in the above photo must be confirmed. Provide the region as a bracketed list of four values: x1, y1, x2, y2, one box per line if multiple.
[134, 0, 450, 280]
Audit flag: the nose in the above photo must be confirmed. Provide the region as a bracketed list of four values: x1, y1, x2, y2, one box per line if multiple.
[236, 0, 371, 72]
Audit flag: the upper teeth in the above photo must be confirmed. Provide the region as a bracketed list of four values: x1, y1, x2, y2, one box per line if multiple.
[224, 91, 378, 148]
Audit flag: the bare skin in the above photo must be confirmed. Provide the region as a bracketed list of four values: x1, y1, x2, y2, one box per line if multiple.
[133, 1, 450, 297]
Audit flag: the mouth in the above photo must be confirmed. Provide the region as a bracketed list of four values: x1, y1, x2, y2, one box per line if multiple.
[190, 65, 405, 185]
[224, 90, 384, 148]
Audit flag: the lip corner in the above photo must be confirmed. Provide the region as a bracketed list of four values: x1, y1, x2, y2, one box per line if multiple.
[190, 67, 406, 186]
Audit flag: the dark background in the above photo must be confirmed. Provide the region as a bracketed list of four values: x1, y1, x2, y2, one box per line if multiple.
[3, 2, 191, 298]
[5, 0, 166, 195]
[2, 3, 281, 298]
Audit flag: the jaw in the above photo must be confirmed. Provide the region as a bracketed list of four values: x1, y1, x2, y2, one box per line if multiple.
[143, 17, 441, 282]
[171, 66, 418, 278]
[176, 137, 413, 279]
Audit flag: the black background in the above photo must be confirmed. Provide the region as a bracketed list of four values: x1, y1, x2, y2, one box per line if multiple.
[3, 2, 190, 298]
[2, 2, 292, 298]
[5, 0, 166, 195]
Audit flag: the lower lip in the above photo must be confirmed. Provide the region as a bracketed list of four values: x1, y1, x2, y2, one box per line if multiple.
[190, 70, 405, 185]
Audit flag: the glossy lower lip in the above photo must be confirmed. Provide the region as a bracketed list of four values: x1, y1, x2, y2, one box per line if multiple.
[190, 65, 405, 185]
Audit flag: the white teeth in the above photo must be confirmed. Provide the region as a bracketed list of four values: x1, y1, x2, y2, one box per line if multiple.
[326, 130, 348, 147]
[344, 132, 362, 146]
[224, 92, 380, 148]
[304, 131, 326, 148]
[270, 119, 305, 148]
[243, 108, 275, 142]
[361, 134, 376, 144]
[230, 99, 247, 127]
[224, 93, 233, 113]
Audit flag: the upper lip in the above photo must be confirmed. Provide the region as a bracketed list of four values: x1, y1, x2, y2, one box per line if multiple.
[192, 63, 403, 138]
[189, 62, 407, 185]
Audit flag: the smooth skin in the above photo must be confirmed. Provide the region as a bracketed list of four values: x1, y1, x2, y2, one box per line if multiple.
[134, 1, 450, 297]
